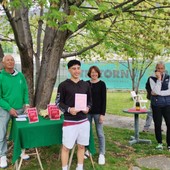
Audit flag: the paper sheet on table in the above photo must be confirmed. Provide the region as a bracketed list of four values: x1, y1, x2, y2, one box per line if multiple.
[17, 114, 27, 118]
[16, 118, 27, 121]
[75, 93, 87, 111]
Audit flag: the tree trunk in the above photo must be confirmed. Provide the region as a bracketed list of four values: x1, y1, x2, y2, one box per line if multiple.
[0, 44, 4, 59]
[3, 5, 34, 105]
[10, 8, 34, 105]
[0, 44, 4, 70]
[19, 50, 34, 105]
[34, 26, 56, 106]
[35, 30, 68, 109]
[35, 7, 44, 85]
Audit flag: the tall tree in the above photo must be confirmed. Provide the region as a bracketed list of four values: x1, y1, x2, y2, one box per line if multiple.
[0, 0, 169, 109]
[0, 43, 4, 62]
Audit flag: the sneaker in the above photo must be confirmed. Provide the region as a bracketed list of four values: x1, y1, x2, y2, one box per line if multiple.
[142, 129, 149, 132]
[156, 143, 163, 150]
[168, 146, 170, 152]
[76, 168, 83, 170]
[76, 166, 83, 170]
[20, 150, 30, 160]
[0, 156, 8, 168]
[98, 154, 105, 165]
[84, 150, 91, 159]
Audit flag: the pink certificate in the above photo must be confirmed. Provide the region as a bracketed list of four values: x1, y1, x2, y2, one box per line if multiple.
[75, 93, 87, 111]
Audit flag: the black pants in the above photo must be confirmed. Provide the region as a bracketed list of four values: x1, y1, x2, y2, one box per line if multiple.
[152, 105, 170, 147]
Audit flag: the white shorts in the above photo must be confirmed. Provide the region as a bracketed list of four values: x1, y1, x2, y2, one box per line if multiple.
[62, 120, 90, 149]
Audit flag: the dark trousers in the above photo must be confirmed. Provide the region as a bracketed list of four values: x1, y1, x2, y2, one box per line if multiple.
[152, 105, 170, 147]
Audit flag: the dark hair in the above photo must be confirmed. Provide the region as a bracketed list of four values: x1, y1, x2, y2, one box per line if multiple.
[87, 66, 101, 78]
[67, 60, 81, 69]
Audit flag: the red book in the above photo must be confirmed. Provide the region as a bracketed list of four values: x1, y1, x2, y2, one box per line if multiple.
[27, 107, 39, 123]
[47, 104, 60, 120]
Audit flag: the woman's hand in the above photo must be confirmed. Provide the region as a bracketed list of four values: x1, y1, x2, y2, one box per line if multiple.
[99, 115, 105, 123]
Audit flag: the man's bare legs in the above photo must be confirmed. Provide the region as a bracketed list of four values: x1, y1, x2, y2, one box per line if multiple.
[76, 144, 85, 170]
[61, 145, 70, 170]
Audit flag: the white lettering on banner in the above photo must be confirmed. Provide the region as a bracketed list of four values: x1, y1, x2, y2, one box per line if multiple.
[81, 69, 129, 79]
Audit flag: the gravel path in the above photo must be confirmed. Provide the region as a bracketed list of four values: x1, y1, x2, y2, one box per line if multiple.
[104, 113, 166, 133]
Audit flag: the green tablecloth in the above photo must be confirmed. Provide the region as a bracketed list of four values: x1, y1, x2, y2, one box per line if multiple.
[9, 115, 96, 163]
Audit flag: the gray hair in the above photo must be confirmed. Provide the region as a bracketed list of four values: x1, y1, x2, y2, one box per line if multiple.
[2, 55, 14, 62]
[156, 61, 165, 68]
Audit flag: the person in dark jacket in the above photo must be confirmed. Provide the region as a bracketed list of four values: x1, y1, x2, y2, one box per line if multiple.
[55, 60, 92, 170]
[149, 61, 170, 150]
[86, 66, 106, 165]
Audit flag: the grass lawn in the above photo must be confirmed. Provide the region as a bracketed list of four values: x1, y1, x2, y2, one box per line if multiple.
[106, 91, 149, 118]
[6, 127, 170, 170]
[6, 91, 169, 170]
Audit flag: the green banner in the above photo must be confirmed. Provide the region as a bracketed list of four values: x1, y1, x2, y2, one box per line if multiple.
[79, 62, 170, 90]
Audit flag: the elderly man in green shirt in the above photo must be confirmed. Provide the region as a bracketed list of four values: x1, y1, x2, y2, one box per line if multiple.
[0, 55, 30, 168]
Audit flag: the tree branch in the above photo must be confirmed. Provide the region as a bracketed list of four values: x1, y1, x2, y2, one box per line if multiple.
[127, 5, 170, 13]
[0, 35, 14, 42]
[62, 40, 102, 58]
[2, 5, 23, 49]
[75, 0, 144, 32]
[64, 16, 118, 58]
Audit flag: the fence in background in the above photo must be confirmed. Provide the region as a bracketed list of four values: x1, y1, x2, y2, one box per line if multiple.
[15, 61, 170, 90]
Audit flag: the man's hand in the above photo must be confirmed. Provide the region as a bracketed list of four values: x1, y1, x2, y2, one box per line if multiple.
[151, 91, 157, 96]
[24, 104, 30, 114]
[155, 71, 162, 80]
[9, 108, 18, 117]
[69, 107, 80, 115]
[82, 107, 89, 114]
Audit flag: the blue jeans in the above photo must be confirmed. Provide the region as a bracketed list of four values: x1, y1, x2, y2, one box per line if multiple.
[0, 108, 24, 157]
[88, 114, 105, 155]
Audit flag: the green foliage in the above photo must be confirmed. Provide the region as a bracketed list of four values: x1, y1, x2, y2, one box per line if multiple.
[1, 0, 170, 108]
[1, 0, 169, 61]
[9, 0, 33, 9]
[60, 21, 78, 32]
[1, 42, 14, 53]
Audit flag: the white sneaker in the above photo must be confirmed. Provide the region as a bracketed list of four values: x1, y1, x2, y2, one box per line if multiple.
[76, 167, 83, 170]
[84, 150, 91, 159]
[20, 150, 30, 160]
[98, 154, 105, 165]
[0, 156, 8, 168]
